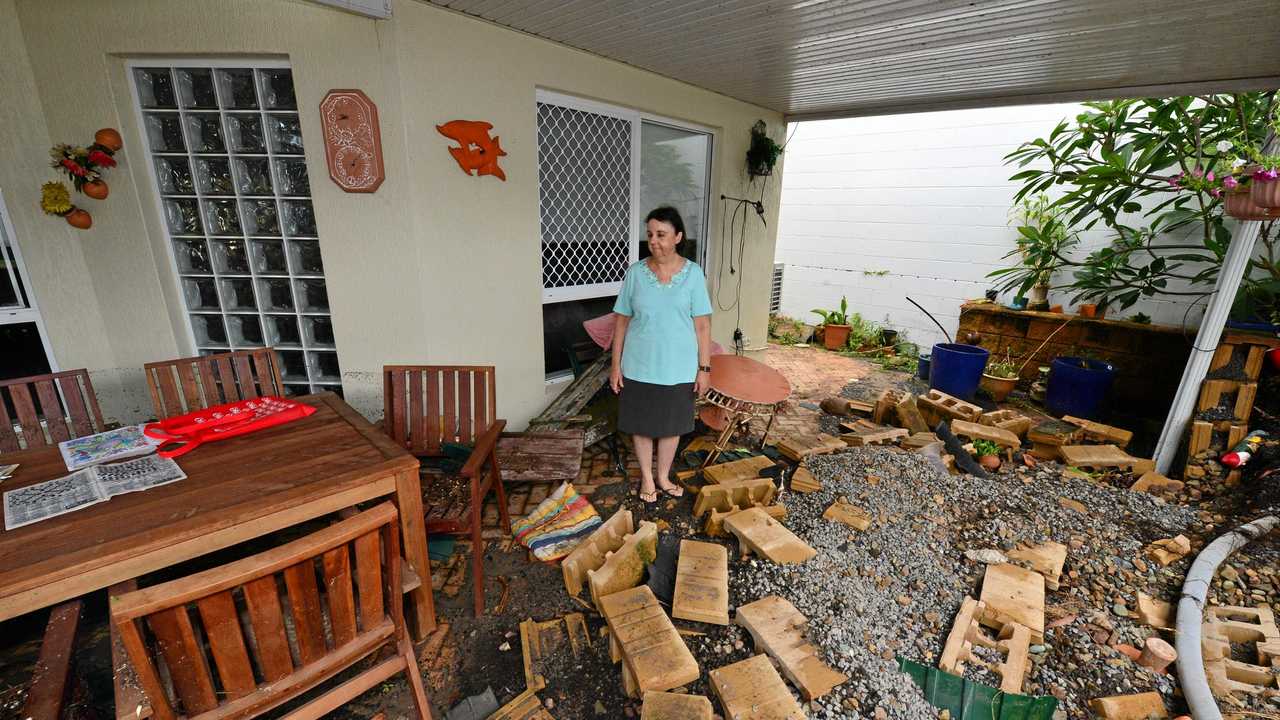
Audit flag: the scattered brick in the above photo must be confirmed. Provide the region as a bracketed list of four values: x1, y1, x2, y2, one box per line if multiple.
[704, 503, 786, 537]
[789, 466, 822, 493]
[1005, 541, 1067, 591]
[735, 595, 848, 700]
[562, 509, 633, 598]
[671, 540, 730, 626]
[1201, 604, 1280, 696]
[709, 654, 806, 720]
[1061, 415, 1133, 448]
[1143, 535, 1191, 567]
[776, 433, 845, 462]
[640, 691, 713, 720]
[1135, 592, 1174, 629]
[840, 425, 908, 447]
[917, 389, 982, 423]
[821, 497, 871, 531]
[950, 419, 1021, 448]
[724, 507, 816, 564]
[1129, 472, 1185, 497]
[702, 455, 776, 485]
[1059, 444, 1154, 475]
[1088, 692, 1168, 719]
[939, 596, 1031, 694]
[899, 431, 939, 450]
[872, 389, 899, 425]
[693, 476, 776, 517]
[895, 393, 931, 433]
[588, 521, 659, 611]
[978, 563, 1045, 642]
[979, 409, 1033, 438]
[599, 585, 700, 697]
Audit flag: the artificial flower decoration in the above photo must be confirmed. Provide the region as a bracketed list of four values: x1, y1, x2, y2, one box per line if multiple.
[40, 181, 72, 216]
[48, 128, 123, 194]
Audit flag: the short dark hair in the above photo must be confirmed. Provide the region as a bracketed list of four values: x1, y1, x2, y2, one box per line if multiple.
[645, 206, 685, 241]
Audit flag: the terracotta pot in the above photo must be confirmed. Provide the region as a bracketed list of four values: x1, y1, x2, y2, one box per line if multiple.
[82, 180, 109, 200]
[1079, 304, 1097, 318]
[1225, 188, 1276, 220]
[980, 373, 1017, 402]
[822, 324, 851, 350]
[978, 454, 1001, 471]
[962, 331, 982, 345]
[94, 127, 123, 152]
[65, 209, 92, 229]
[1251, 176, 1280, 209]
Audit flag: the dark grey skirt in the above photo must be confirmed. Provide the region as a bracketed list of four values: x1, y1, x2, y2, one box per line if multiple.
[618, 378, 696, 438]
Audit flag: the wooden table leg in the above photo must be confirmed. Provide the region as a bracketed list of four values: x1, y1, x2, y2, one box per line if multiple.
[393, 466, 436, 639]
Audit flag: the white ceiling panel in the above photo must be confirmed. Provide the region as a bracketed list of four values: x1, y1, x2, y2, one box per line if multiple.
[422, 0, 1280, 119]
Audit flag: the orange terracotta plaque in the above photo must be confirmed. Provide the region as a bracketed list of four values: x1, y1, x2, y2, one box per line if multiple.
[318, 89, 384, 193]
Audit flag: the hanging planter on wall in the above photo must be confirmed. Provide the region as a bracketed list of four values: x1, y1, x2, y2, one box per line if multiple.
[40, 127, 123, 230]
[40, 181, 91, 229]
[745, 119, 782, 177]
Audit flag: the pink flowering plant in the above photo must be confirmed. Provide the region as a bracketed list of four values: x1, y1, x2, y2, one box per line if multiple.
[1000, 92, 1277, 316]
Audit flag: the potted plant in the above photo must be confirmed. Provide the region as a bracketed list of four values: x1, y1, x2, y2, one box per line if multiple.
[972, 439, 1001, 471]
[989, 194, 1080, 311]
[811, 296, 852, 350]
[980, 349, 1020, 402]
[746, 120, 783, 177]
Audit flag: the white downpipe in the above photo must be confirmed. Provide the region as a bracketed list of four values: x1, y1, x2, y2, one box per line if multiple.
[1153, 135, 1277, 474]
[1175, 515, 1279, 720]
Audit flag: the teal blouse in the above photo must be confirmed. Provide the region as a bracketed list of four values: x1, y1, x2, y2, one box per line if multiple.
[613, 259, 713, 385]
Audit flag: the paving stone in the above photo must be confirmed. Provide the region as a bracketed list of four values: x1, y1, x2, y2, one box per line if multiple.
[640, 691, 713, 720]
[978, 563, 1045, 641]
[821, 497, 871, 531]
[588, 520, 659, 611]
[1088, 692, 1168, 719]
[704, 503, 786, 537]
[599, 585, 700, 697]
[724, 507, 816, 565]
[789, 466, 822, 493]
[672, 540, 730, 625]
[735, 595, 848, 700]
[1005, 540, 1067, 590]
[938, 596, 1031, 695]
[703, 455, 776, 485]
[709, 654, 806, 720]
[950, 419, 1021, 448]
[562, 509, 634, 597]
[775, 433, 845, 462]
[693, 477, 776, 517]
[1059, 444, 1154, 474]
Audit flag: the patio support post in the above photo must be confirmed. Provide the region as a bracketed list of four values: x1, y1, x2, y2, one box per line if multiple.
[1153, 134, 1276, 475]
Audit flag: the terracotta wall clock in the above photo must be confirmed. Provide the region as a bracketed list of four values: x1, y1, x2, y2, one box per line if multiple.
[318, 89, 384, 193]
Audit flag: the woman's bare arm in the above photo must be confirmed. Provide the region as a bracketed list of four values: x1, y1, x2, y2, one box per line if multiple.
[610, 313, 630, 393]
[694, 315, 711, 395]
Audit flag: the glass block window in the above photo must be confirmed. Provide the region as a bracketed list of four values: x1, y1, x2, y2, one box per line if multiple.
[537, 101, 633, 302]
[131, 63, 340, 397]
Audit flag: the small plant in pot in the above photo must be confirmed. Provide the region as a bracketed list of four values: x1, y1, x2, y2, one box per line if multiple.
[980, 349, 1020, 402]
[989, 193, 1079, 312]
[972, 439, 1002, 471]
[746, 120, 783, 178]
[811, 296, 852, 351]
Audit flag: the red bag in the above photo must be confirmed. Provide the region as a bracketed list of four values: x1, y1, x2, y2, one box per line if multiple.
[143, 396, 317, 458]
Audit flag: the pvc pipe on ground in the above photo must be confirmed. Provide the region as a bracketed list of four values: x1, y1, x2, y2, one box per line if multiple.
[1175, 515, 1279, 720]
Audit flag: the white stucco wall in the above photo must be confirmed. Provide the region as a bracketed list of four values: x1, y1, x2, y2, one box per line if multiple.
[2, 0, 782, 427]
[774, 104, 1212, 351]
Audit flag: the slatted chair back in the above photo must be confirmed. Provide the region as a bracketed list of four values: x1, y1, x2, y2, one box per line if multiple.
[383, 365, 497, 457]
[0, 369, 105, 453]
[110, 502, 432, 720]
[145, 348, 285, 419]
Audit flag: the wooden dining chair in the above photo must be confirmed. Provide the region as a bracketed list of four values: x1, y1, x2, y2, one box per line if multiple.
[144, 348, 285, 419]
[383, 365, 510, 616]
[109, 502, 432, 720]
[0, 369, 105, 453]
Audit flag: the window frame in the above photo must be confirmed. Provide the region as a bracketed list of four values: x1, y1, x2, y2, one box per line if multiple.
[0, 187, 58, 373]
[126, 57, 341, 396]
[535, 89, 714, 304]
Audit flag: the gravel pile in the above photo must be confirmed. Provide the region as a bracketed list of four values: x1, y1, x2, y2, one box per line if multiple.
[730, 446, 1202, 719]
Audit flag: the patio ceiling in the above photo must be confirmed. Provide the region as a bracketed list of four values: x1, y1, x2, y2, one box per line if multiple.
[422, 0, 1280, 120]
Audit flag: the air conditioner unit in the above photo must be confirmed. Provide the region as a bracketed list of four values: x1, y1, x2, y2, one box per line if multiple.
[307, 0, 392, 19]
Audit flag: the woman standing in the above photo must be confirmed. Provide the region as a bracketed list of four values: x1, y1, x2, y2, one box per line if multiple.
[610, 206, 713, 503]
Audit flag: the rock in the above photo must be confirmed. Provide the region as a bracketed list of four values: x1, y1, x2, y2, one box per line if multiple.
[963, 548, 1009, 564]
[1112, 602, 1129, 617]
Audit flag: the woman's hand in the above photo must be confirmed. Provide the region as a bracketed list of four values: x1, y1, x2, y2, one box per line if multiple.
[610, 365, 624, 394]
[695, 369, 711, 397]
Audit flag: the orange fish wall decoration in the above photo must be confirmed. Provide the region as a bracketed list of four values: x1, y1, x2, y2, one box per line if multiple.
[436, 120, 507, 181]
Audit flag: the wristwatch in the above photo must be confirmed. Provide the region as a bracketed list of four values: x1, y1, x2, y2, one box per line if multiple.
[698, 364, 712, 373]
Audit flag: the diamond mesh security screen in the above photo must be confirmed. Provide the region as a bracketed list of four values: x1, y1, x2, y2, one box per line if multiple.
[537, 102, 632, 299]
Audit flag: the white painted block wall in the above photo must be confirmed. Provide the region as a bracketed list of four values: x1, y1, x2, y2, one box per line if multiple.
[774, 104, 1212, 352]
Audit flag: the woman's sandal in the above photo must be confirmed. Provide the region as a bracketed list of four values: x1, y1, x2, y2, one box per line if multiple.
[656, 481, 684, 498]
[639, 488, 659, 504]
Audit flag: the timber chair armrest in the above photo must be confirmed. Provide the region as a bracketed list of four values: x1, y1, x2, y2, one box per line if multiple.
[460, 419, 506, 479]
[22, 598, 84, 720]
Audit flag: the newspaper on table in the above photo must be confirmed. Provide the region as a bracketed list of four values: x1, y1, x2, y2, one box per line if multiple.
[4, 454, 186, 530]
[58, 424, 160, 471]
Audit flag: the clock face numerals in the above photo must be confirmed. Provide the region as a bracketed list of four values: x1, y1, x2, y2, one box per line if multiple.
[319, 90, 384, 192]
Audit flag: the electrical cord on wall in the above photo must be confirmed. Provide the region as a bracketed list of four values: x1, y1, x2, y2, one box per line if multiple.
[717, 174, 770, 353]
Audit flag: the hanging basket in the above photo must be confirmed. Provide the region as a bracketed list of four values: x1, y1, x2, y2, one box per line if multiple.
[1250, 175, 1280, 209]
[1225, 188, 1276, 221]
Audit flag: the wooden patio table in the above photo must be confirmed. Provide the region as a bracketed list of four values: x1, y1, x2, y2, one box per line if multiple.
[0, 392, 437, 640]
